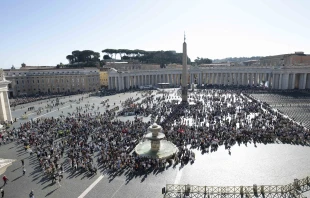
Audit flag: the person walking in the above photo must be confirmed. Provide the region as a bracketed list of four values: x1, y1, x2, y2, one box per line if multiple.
[0, 188, 4, 198]
[23, 168, 26, 176]
[29, 190, 34, 198]
[21, 159, 24, 168]
[2, 175, 8, 185]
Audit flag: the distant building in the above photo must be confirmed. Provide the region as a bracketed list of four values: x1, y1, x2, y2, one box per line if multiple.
[4, 64, 100, 97]
[242, 60, 259, 66]
[260, 52, 310, 66]
[166, 64, 183, 69]
[199, 63, 232, 67]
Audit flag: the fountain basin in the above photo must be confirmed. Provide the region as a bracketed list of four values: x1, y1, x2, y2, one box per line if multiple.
[145, 132, 165, 140]
[135, 140, 178, 159]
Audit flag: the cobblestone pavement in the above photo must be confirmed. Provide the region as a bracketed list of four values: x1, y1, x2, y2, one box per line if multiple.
[0, 90, 309, 198]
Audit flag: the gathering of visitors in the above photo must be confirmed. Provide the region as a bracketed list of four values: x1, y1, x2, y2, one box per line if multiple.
[9, 91, 91, 107]
[1, 87, 310, 193]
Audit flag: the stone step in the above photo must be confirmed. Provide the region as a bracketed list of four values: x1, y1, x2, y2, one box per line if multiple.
[0, 158, 16, 175]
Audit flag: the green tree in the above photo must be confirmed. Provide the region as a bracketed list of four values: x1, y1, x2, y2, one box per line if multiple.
[66, 55, 74, 64]
[103, 55, 111, 60]
[72, 50, 81, 62]
[102, 49, 115, 60]
[194, 57, 212, 65]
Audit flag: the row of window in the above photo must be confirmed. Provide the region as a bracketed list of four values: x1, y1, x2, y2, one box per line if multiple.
[7, 70, 98, 76]
[15, 78, 98, 84]
[17, 87, 96, 92]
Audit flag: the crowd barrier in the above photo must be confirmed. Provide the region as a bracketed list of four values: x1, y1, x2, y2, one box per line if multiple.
[164, 177, 310, 198]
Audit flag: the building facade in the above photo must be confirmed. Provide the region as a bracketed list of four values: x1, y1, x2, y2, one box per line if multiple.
[4, 67, 100, 97]
[108, 65, 310, 90]
[99, 70, 109, 88]
[260, 52, 310, 66]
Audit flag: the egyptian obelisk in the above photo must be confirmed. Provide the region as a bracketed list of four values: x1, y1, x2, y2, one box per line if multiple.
[181, 33, 188, 103]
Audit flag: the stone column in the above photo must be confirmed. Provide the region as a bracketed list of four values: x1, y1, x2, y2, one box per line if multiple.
[108, 77, 112, 89]
[282, 73, 289, 90]
[254, 73, 258, 86]
[234, 73, 237, 85]
[214, 73, 216, 85]
[118, 76, 122, 90]
[113, 77, 116, 89]
[272, 74, 276, 89]
[173, 74, 175, 86]
[128, 76, 131, 88]
[2, 91, 12, 122]
[231, 73, 234, 85]
[249, 73, 253, 86]
[150, 75, 152, 85]
[279, 74, 282, 89]
[275, 74, 280, 89]
[0, 92, 7, 121]
[243, 73, 247, 86]
[219, 73, 222, 85]
[290, 74, 295, 89]
[175, 74, 178, 85]
[307, 74, 310, 89]
[239, 73, 243, 85]
[141, 75, 143, 86]
[223, 73, 228, 85]
[273, 74, 276, 89]
[302, 73, 307, 89]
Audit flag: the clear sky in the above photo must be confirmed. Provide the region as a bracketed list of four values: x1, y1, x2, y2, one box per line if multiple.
[1, 0, 310, 68]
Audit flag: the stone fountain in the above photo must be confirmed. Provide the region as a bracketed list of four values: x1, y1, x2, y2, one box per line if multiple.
[134, 123, 178, 159]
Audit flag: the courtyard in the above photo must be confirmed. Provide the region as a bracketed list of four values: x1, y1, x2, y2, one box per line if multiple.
[0, 89, 310, 198]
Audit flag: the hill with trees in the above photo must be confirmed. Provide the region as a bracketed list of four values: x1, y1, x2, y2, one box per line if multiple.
[102, 49, 191, 68]
[62, 49, 193, 68]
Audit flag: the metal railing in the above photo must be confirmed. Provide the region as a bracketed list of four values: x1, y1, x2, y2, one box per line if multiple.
[164, 176, 310, 198]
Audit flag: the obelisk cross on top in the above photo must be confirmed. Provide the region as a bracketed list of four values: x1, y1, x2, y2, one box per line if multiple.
[181, 32, 188, 103]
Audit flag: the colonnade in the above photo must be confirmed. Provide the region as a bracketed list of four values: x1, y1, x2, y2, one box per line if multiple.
[108, 67, 310, 90]
[109, 72, 182, 90]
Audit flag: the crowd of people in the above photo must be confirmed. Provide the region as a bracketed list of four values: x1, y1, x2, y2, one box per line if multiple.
[156, 89, 310, 154]
[2, 87, 310, 191]
[9, 94, 63, 107]
[9, 91, 92, 107]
